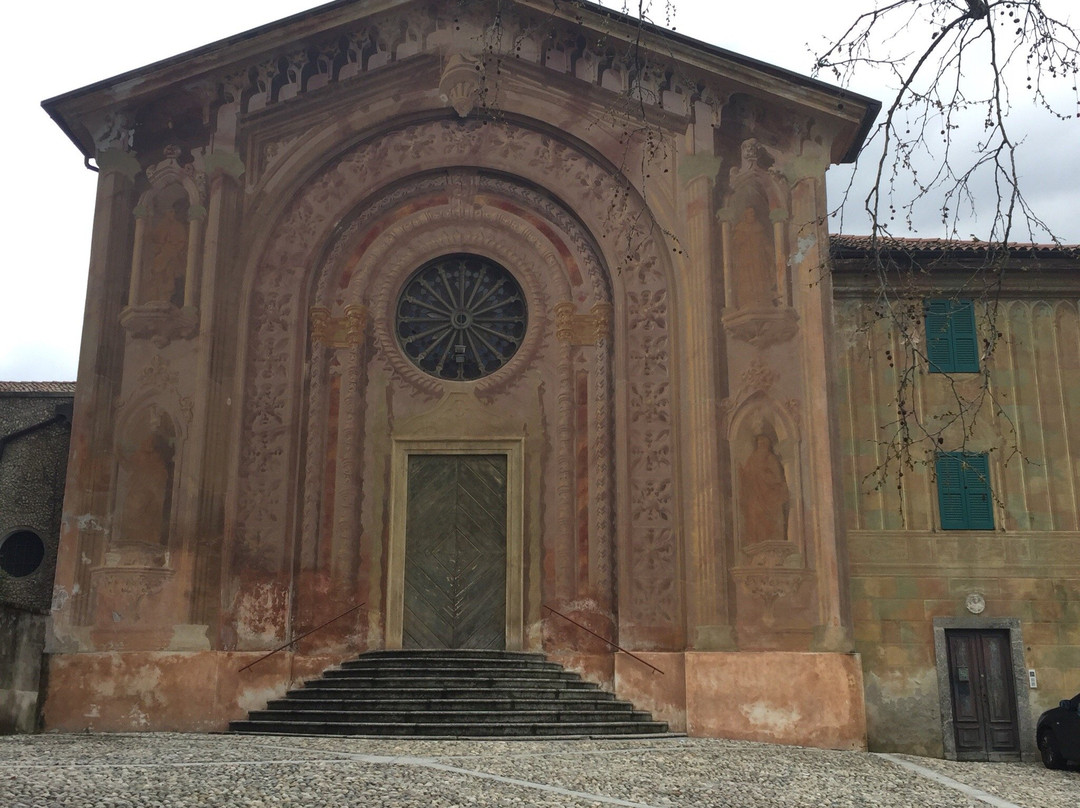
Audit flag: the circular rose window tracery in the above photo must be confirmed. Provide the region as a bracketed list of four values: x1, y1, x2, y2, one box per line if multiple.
[395, 254, 528, 381]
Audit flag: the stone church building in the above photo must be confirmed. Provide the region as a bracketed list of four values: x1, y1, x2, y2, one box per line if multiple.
[32, 0, 1078, 757]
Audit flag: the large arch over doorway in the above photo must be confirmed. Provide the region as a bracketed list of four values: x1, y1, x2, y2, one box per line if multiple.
[226, 117, 683, 669]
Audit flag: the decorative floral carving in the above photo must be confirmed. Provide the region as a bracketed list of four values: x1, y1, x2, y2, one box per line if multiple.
[632, 478, 672, 522]
[630, 335, 669, 377]
[629, 383, 670, 424]
[115, 356, 194, 427]
[628, 529, 677, 621]
[627, 289, 667, 332]
[631, 434, 671, 473]
[733, 568, 808, 626]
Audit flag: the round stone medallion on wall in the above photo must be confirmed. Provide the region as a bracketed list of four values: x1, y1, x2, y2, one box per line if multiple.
[395, 254, 527, 381]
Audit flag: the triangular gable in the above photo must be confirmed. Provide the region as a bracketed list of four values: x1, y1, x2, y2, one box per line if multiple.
[43, 0, 878, 165]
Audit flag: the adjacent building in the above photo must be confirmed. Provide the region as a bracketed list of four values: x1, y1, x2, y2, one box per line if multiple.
[0, 382, 73, 732]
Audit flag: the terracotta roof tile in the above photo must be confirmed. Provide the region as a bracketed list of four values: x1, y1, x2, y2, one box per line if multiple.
[830, 234, 1080, 259]
[0, 381, 77, 394]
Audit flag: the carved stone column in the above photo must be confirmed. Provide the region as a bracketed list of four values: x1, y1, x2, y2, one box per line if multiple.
[790, 177, 853, 651]
[188, 154, 245, 632]
[681, 170, 735, 650]
[51, 145, 141, 645]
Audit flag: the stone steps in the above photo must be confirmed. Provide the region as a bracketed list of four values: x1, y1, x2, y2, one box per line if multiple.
[229, 649, 670, 738]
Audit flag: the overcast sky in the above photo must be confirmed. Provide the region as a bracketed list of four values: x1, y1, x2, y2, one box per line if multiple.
[2, 0, 1077, 381]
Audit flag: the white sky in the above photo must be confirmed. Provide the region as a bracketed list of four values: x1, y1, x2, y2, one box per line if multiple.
[2, 0, 1077, 381]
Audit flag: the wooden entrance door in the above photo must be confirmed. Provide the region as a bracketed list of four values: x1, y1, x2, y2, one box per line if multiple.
[946, 629, 1021, 760]
[402, 454, 507, 649]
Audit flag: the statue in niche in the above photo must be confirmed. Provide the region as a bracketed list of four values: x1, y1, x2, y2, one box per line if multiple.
[739, 432, 789, 545]
[116, 414, 175, 547]
[143, 200, 188, 306]
[731, 205, 776, 309]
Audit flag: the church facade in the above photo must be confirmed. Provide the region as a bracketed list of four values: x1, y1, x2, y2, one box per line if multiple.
[41, 0, 1077, 758]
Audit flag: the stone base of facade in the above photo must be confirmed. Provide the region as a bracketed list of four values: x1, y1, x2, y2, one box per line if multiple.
[43, 649, 867, 750]
[42, 651, 338, 732]
[614, 651, 868, 750]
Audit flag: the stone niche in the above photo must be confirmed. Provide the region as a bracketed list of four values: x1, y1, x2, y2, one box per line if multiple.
[120, 145, 205, 346]
[718, 138, 799, 349]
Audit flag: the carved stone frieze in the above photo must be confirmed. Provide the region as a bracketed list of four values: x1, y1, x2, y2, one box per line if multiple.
[211, 0, 721, 131]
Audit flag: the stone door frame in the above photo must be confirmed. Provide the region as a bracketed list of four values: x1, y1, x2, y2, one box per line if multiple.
[933, 616, 1035, 760]
[387, 438, 525, 651]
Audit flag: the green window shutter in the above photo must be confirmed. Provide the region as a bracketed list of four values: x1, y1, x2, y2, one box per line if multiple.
[924, 299, 979, 373]
[925, 299, 952, 372]
[961, 453, 995, 529]
[950, 301, 980, 372]
[936, 453, 967, 529]
[936, 452, 994, 530]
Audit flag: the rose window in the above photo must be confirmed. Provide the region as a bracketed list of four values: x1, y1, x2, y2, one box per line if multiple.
[395, 254, 527, 381]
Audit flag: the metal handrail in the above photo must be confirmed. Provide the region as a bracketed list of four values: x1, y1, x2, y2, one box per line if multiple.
[542, 605, 664, 675]
[238, 601, 366, 673]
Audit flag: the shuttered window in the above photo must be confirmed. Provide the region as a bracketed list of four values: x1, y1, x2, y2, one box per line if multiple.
[936, 452, 994, 530]
[925, 299, 979, 373]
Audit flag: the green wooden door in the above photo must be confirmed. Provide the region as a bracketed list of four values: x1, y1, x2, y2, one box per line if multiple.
[403, 454, 507, 649]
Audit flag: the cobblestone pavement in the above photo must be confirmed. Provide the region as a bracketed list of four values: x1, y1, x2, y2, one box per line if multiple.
[1, 733, 1076, 808]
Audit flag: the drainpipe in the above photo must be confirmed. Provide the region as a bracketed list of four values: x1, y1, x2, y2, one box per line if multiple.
[0, 402, 73, 464]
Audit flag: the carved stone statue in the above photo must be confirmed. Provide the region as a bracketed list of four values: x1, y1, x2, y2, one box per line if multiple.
[731, 206, 776, 309]
[740, 433, 789, 545]
[143, 204, 188, 305]
[116, 426, 174, 546]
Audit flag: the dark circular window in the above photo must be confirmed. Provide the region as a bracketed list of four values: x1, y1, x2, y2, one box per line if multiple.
[395, 254, 527, 381]
[0, 530, 45, 578]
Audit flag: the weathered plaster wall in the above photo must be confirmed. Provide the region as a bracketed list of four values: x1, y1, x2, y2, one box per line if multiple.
[615, 651, 867, 748]
[42, 651, 338, 732]
[834, 293, 1080, 754]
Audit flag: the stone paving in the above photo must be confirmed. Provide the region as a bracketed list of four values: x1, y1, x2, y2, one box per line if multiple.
[1, 733, 1076, 808]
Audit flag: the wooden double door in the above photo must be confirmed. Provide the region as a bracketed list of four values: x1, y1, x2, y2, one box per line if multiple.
[946, 629, 1021, 761]
[402, 454, 507, 649]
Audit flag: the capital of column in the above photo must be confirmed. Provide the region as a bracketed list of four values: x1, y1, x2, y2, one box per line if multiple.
[95, 148, 141, 182]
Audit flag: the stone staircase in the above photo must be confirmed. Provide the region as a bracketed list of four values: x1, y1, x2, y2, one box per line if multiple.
[229, 649, 671, 737]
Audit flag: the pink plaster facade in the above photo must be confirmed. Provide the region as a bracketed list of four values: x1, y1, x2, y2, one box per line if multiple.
[42, 0, 877, 749]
